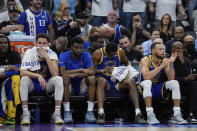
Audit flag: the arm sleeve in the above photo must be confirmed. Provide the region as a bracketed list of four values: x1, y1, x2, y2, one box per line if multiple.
[58, 53, 67, 67]
[18, 11, 27, 25]
[83, 52, 93, 68]
[142, 41, 150, 56]
[46, 11, 52, 25]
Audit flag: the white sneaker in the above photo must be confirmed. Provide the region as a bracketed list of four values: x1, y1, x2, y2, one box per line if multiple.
[52, 111, 64, 124]
[169, 112, 188, 124]
[21, 111, 31, 125]
[147, 111, 160, 124]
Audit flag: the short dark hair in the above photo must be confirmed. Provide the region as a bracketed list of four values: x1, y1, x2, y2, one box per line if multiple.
[90, 35, 102, 43]
[151, 42, 163, 51]
[151, 28, 160, 35]
[105, 42, 118, 53]
[70, 36, 84, 46]
[132, 13, 141, 18]
[119, 35, 129, 41]
[36, 33, 50, 42]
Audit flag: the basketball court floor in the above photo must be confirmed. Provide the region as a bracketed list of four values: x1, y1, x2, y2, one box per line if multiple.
[1, 122, 197, 131]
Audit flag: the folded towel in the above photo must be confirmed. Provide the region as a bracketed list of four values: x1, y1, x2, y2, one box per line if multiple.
[111, 66, 139, 82]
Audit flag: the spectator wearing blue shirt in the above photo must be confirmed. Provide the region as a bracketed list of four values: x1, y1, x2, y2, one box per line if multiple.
[142, 29, 160, 56]
[18, 0, 54, 42]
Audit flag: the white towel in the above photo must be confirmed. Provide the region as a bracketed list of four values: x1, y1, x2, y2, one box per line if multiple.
[111, 66, 139, 82]
[21, 46, 58, 71]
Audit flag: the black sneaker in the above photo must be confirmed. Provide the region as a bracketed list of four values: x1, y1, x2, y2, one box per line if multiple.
[97, 112, 105, 124]
[189, 113, 197, 124]
[135, 113, 147, 124]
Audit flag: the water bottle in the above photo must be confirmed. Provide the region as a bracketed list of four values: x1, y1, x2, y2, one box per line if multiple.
[34, 107, 40, 123]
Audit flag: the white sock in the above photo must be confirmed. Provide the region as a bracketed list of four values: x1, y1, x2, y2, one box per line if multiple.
[55, 106, 61, 113]
[87, 101, 94, 111]
[98, 108, 104, 114]
[135, 108, 141, 115]
[173, 106, 181, 116]
[22, 105, 29, 114]
[63, 102, 70, 111]
[146, 107, 153, 115]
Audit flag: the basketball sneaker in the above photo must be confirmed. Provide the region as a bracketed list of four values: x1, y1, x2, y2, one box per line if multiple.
[52, 111, 64, 124]
[21, 111, 30, 125]
[97, 112, 105, 124]
[169, 112, 188, 124]
[85, 111, 96, 123]
[64, 111, 73, 123]
[5, 117, 15, 124]
[147, 111, 160, 124]
[135, 113, 146, 124]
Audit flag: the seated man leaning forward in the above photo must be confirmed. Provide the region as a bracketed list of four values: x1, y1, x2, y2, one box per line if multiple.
[0, 34, 21, 125]
[137, 38, 188, 124]
[92, 42, 146, 124]
[20, 33, 64, 124]
[59, 37, 96, 123]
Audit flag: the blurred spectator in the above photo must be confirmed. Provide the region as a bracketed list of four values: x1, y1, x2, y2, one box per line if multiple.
[76, 11, 92, 41]
[52, 0, 80, 40]
[119, 35, 143, 63]
[142, 29, 160, 56]
[120, 0, 147, 30]
[83, 27, 100, 49]
[103, 10, 119, 28]
[183, 35, 197, 62]
[172, 41, 197, 123]
[189, 0, 197, 32]
[85, 34, 105, 55]
[18, 0, 54, 42]
[149, 0, 187, 28]
[189, 0, 197, 20]
[130, 13, 151, 46]
[53, 0, 75, 17]
[0, 5, 20, 35]
[2, 0, 23, 12]
[42, 0, 53, 15]
[50, 36, 68, 58]
[91, 0, 115, 26]
[0, 0, 20, 23]
[159, 14, 173, 44]
[165, 26, 185, 54]
[134, 44, 144, 56]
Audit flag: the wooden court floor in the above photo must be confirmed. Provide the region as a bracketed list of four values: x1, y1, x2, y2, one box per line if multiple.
[0, 123, 197, 131]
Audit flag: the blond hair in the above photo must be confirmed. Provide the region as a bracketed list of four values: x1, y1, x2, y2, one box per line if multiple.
[55, 0, 72, 21]
[88, 27, 100, 40]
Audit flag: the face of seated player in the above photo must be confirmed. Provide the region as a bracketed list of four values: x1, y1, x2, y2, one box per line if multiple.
[36, 38, 49, 48]
[91, 38, 105, 51]
[0, 38, 9, 53]
[152, 44, 165, 59]
[71, 43, 83, 57]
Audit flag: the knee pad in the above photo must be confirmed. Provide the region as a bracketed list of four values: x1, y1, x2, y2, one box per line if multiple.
[166, 80, 180, 99]
[140, 80, 152, 98]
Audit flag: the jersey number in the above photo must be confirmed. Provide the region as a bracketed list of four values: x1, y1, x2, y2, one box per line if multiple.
[39, 20, 46, 26]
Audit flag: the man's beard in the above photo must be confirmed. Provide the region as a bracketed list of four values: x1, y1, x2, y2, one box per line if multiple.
[155, 54, 164, 59]
[10, 16, 18, 23]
